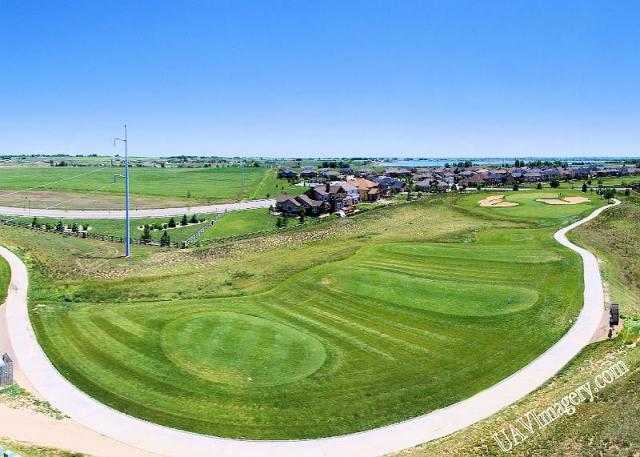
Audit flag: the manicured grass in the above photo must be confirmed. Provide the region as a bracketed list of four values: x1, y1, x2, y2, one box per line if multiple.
[457, 190, 604, 226]
[11, 193, 604, 440]
[199, 208, 278, 241]
[0, 166, 303, 205]
[400, 195, 640, 457]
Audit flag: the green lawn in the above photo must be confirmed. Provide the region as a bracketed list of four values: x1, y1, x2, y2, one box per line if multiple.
[457, 190, 603, 226]
[15, 214, 214, 244]
[400, 194, 640, 457]
[0, 191, 609, 439]
[0, 166, 303, 205]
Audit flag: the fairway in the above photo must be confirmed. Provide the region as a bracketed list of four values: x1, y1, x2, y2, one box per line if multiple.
[0, 166, 302, 208]
[17, 191, 606, 439]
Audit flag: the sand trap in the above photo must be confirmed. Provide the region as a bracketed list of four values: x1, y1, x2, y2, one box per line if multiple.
[479, 195, 519, 207]
[536, 196, 590, 205]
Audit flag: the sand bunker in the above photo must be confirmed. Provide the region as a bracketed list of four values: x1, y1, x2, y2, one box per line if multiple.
[536, 196, 590, 205]
[478, 195, 519, 207]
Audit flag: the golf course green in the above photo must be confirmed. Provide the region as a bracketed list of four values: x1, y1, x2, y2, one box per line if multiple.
[16, 190, 604, 439]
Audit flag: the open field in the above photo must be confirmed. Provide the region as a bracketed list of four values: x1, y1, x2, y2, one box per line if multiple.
[0, 166, 302, 209]
[398, 193, 640, 457]
[0, 190, 607, 440]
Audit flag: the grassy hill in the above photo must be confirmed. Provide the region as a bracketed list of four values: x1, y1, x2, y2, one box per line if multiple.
[0, 190, 607, 439]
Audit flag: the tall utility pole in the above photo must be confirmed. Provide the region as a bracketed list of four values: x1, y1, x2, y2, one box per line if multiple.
[114, 125, 131, 257]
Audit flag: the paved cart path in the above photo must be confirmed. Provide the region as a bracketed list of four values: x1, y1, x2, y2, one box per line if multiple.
[0, 200, 619, 457]
[0, 198, 275, 219]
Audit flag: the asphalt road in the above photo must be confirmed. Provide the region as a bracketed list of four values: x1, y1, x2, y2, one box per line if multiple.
[0, 199, 620, 457]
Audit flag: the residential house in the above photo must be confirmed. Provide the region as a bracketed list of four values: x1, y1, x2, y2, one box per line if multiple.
[349, 178, 380, 202]
[275, 195, 302, 216]
[373, 176, 405, 196]
[300, 167, 317, 179]
[296, 194, 326, 216]
[277, 168, 298, 180]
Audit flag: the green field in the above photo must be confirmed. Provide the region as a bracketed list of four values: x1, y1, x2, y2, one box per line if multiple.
[401, 193, 640, 457]
[0, 166, 303, 207]
[0, 190, 607, 439]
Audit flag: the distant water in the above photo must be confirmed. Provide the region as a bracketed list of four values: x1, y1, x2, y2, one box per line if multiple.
[382, 157, 637, 168]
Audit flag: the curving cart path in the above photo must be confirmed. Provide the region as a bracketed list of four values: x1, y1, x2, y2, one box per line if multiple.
[0, 198, 275, 220]
[0, 199, 620, 457]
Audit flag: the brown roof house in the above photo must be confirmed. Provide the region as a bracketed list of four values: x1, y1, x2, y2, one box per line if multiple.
[275, 195, 303, 217]
[349, 178, 380, 202]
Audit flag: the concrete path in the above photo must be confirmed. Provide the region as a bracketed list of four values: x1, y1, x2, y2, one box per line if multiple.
[0, 200, 619, 457]
[0, 199, 275, 219]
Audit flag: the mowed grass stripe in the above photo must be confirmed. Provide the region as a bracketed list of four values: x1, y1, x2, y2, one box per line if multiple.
[23, 191, 604, 439]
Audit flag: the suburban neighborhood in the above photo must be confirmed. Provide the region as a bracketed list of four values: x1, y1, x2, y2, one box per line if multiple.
[275, 161, 640, 217]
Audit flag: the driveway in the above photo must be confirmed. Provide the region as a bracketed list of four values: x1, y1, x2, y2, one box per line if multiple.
[0, 200, 620, 457]
[0, 199, 275, 220]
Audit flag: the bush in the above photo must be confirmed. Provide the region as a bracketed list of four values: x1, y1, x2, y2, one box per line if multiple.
[536, 183, 542, 190]
[167, 217, 176, 228]
[160, 230, 171, 247]
[582, 182, 588, 192]
[550, 179, 560, 188]
[140, 225, 152, 243]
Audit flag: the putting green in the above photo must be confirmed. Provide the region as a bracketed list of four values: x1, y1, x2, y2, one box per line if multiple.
[162, 312, 327, 387]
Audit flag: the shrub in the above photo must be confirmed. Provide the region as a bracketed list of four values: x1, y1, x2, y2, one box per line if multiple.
[582, 182, 588, 192]
[168, 217, 176, 228]
[550, 179, 560, 188]
[160, 230, 171, 247]
[181, 214, 188, 226]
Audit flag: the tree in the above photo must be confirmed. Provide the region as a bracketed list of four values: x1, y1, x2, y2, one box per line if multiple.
[180, 214, 188, 226]
[31, 217, 39, 228]
[71, 223, 79, 233]
[160, 230, 171, 247]
[168, 217, 176, 228]
[624, 189, 631, 196]
[602, 188, 616, 200]
[298, 207, 306, 224]
[55, 220, 65, 232]
[581, 182, 588, 193]
[550, 179, 560, 188]
[276, 217, 284, 229]
[140, 224, 152, 243]
[190, 214, 199, 224]
[536, 182, 543, 190]
[512, 183, 520, 191]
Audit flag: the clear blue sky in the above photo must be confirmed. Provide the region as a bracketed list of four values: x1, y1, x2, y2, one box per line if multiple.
[1, 1, 639, 158]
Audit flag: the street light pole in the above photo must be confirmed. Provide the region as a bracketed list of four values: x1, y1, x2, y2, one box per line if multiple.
[114, 124, 131, 258]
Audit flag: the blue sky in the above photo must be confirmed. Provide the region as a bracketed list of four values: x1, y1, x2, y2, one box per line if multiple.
[1, 1, 639, 157]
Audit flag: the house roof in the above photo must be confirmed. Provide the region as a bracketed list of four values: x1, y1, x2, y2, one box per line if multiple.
[350, 177, 378, 190]
[296, 194, 323, 207]
[276, 195, 301, 205]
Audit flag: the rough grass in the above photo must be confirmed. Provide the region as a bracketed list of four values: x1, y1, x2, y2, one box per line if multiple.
[0, 192, 607, 440]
